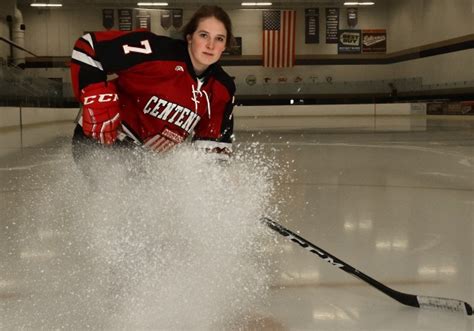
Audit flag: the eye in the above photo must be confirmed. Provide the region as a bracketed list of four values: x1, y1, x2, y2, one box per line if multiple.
[216, 36, 226, 43]
[199, 32, 208, 39]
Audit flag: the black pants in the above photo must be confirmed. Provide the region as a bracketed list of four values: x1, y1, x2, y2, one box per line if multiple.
[72, 125, 139, 160]
[71, 125, 141, 181]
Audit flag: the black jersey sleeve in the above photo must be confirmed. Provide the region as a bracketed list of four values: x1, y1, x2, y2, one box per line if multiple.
[70, 30, 181, 99]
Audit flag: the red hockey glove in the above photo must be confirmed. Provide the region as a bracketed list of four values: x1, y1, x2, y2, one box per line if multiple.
[80, 82, 120, 145]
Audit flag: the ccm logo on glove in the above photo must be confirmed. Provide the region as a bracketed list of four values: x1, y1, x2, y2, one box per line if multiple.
[83, 93, 119, 105]
[80, 82, 121, 145]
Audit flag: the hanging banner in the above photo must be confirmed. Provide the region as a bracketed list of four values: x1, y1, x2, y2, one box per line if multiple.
[325, 8, 339, 43]
[135, 9, 151, 30]
[102, 9, 114, 30]
[172, 9, 183, 29]
[161, 10, 172, 30]
[305, 8, 319, 44]
[362, 29, 387, 53]
[118, 9, 133, 31]
[338, 29, 361, 54]
[347, 8, 358, 28]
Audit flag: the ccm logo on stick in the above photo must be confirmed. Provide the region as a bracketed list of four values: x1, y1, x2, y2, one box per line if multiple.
[267, 220, 345, 268]
[288, 234, 345, 268]
[83, 93, 118, 105]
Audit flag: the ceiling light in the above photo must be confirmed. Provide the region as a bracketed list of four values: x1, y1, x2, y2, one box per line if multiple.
[241, 2, 273, 6]
[30, 3, 63, 7]
[137, 2, 168, 5]
[344, 2, 375, 5]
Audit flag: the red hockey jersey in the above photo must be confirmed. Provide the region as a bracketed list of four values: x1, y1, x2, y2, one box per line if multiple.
[71, 30, 235, 153]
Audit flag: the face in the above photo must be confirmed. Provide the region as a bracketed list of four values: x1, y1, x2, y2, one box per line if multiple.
[187, 16, 227, 75]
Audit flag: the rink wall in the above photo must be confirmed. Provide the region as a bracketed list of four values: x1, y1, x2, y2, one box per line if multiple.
[0, 103, 427, 130]
[234, 103, 427, 131]
[0, 107, 78, 128]
[0, 107, 78, 155]
[234, 103, 426, 117]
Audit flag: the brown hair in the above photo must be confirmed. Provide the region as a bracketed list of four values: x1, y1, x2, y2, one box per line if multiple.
[182, 5, 235, 48]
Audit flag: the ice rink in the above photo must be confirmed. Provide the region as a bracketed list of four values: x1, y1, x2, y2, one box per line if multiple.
[1, 115, 473, 330]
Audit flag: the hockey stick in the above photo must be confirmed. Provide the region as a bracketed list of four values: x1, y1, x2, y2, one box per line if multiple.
[261, 216, 473, 316]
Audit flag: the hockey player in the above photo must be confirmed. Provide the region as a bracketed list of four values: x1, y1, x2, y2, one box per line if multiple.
[70, 5, 235, 161]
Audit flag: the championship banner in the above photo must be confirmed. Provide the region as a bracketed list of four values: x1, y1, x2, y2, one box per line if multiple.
[102, 9, 114, 30]
[172, 9, 183, 29]
[118, 9, 133, 31]
[338, 29, 361, 54]
[347, 8, 358, 28]
[305, 8, 319, 44]
[362, 29, 387, 53]
[262, 10, 296, 68]
[161, 10, 172, 30]
[135, 9, 151, 30]
[325, 8, 339, 44]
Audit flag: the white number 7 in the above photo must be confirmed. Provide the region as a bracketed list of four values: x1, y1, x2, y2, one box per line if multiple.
[122, 40, 152, 54]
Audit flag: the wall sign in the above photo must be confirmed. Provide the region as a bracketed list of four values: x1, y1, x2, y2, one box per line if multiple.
[102, 9, 114, 30]
[135, 9, 151, 30]
[347, 8, 358, 28]
[305, 8, 319, 44]
[325, 8, 339, 43]
[118, 9, 133, 31]
[161, 10, 172, 30]
[172, 9, 183, 29]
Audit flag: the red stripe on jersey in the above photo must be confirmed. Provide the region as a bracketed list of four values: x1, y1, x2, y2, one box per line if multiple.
[75, 39, 95, 57]
[93, 30, 130, 42]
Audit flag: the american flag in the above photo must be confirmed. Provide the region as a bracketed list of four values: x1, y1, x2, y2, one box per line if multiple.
[262, 10, 296, 68]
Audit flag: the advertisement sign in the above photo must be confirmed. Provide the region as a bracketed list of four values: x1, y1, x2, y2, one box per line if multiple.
[362, 29, 387, 53]
[222, 37, 242, 56]
[338, 29, 361, 54]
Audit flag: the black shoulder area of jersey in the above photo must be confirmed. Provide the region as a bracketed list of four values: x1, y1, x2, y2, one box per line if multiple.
[213, 65, 236, 96]
[96, 31, 188, 72]
[148, 34, 188, 61]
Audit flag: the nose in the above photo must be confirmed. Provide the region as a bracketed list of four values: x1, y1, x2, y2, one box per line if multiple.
[207, 39, 215, 50]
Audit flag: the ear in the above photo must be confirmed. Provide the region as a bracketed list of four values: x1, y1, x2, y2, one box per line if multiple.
[186, 34, 192, 44]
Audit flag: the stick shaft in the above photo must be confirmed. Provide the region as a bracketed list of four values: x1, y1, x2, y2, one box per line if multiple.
[261, 217, 472, 316]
